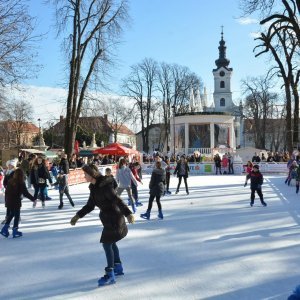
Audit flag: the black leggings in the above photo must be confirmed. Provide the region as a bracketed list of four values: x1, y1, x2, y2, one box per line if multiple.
[176, 176, 189, 193]
[5, 209, 20, 229]
[251, 188, 264, 203]
[147, 194, 162, 211]
[165, 172, 170, 191]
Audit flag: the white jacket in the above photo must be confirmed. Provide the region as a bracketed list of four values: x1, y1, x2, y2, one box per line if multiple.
[116, 166, 137, 188]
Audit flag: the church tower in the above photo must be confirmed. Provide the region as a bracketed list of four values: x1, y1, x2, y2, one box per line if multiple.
[213, 28, 234, 112]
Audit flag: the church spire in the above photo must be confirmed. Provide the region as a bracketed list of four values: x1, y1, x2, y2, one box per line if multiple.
[215, 26, 230, 69]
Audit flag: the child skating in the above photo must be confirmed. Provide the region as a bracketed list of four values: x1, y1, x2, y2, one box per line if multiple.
[52, 170, 74, 209]
[244, 164, 267, 207]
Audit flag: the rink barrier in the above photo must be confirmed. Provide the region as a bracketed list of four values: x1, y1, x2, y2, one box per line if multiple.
[141, 162, 288, 175]
[67, 164, 117, 185]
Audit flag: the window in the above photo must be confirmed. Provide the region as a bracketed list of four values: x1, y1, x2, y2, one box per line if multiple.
[220, 98, 225, 106]
[220, 81, 225, 88]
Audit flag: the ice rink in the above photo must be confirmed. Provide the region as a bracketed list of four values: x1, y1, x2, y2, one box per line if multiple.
[0, 173, 299, 300]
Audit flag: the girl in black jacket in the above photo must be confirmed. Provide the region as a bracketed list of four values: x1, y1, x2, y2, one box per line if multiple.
[174, 156, 190, 195]
[30, 156, 52, 208]
[0, 169, 35, 238]
[140, 160, 166, 220]
[70, 164, 134, 287]
[244, 164, 267, 207]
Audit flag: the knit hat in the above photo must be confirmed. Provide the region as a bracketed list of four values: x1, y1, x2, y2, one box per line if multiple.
[253, 164, 259, 170]
[82, 164, 100, 178]
[6, 159, 18, 168]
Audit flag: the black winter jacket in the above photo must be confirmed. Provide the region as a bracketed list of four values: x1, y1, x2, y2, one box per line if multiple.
[174, 162, 190, 178]
[149, 168, 166, 197]
[59, 158, 70, 174]
[5, 180, 35, 210]
[30, 164, 52, 186]
[76, 176, 132, 243]
[246, 170, 264, 189]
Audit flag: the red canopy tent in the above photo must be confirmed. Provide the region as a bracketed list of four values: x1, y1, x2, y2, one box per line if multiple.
[93, 143, 139, 156]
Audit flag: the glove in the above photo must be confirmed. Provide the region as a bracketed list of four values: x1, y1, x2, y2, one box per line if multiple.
[244, 182, 247, 187]
[127, 214, 135, 224]
[70, 214, 80, 226]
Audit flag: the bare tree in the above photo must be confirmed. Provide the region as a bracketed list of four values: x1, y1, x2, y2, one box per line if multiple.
[241, 75, 278, 149]
[0, 99, 34, 147]
[240, 0, 300, 152]
[0, 0, 40, 86]
[157, 62, 202, 152]
[254, 26, 299, 151]
[122, 58, 158, 153]
[105, 97, 135, 143]
[50, 0, 129, 158]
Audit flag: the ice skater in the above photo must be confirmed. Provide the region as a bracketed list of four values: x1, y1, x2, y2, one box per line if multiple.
[140, 160, 166, 220]
[0, 169, 36, 238]
[174, 155, 190, 195]
[52, 170, 74, 209]
[116, 158, 138, 213]
[244, 164, 267, 207]
[70, 164, 134, 286]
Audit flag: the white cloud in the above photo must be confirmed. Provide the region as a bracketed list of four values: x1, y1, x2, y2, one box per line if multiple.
[249, 32, 261, 38]
[237, 17, 259, 25]
[4, 85, 67, 126]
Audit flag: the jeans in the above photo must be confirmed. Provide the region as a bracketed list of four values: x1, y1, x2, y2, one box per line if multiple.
[102, 242, 121, 269]
[116, 187, 135, 205]
[131, 181, 138, 201]
[34, 185, 46, 202]
[5, 209, 20, 228]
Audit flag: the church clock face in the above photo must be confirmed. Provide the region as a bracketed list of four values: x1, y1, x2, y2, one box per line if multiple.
[219, 71, 225, 77]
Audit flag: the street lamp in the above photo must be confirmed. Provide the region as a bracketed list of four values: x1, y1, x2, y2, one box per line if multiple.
[171, 105, 176, 156]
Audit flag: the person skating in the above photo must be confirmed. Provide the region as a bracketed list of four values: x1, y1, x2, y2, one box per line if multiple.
[140, 160, 166, 220]
[1, 159, 18, 224]
[295, 164, 300, 194]
[116, 158, 138, 213]
[164, 158, 172, 195]
[129, 162, 143, 206]
[52, 170, 74, 209]
[70, 164, 134, 286]
[244, 164, 267, 207]
[174, 156, 190, 195]
[30, 156, 52, 208]
[105, 167, 118, 190]
[0, 169, 36, 238]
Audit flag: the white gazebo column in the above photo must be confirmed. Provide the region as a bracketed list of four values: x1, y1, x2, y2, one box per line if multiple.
[230, 123, 235, 149]
[185, 123, 189, 156]
[210, 123, 215, 149]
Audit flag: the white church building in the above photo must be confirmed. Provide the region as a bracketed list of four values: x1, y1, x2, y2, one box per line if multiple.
[171, 30, 242, 156]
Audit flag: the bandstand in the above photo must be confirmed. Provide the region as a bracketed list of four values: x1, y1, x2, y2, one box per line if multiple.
[171, 112, 238, 156]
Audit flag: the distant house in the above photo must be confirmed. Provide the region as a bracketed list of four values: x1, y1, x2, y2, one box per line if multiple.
[0, 120, 39, 150]
[50, 115, 136, 149]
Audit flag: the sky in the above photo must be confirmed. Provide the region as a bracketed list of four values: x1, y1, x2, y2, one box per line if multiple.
[19, 0, 272, 127]
[1, 173, 300, 299]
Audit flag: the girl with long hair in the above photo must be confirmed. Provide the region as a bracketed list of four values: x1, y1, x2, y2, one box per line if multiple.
[30, 156, 52, 208]
[0, 169, 35, 238]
